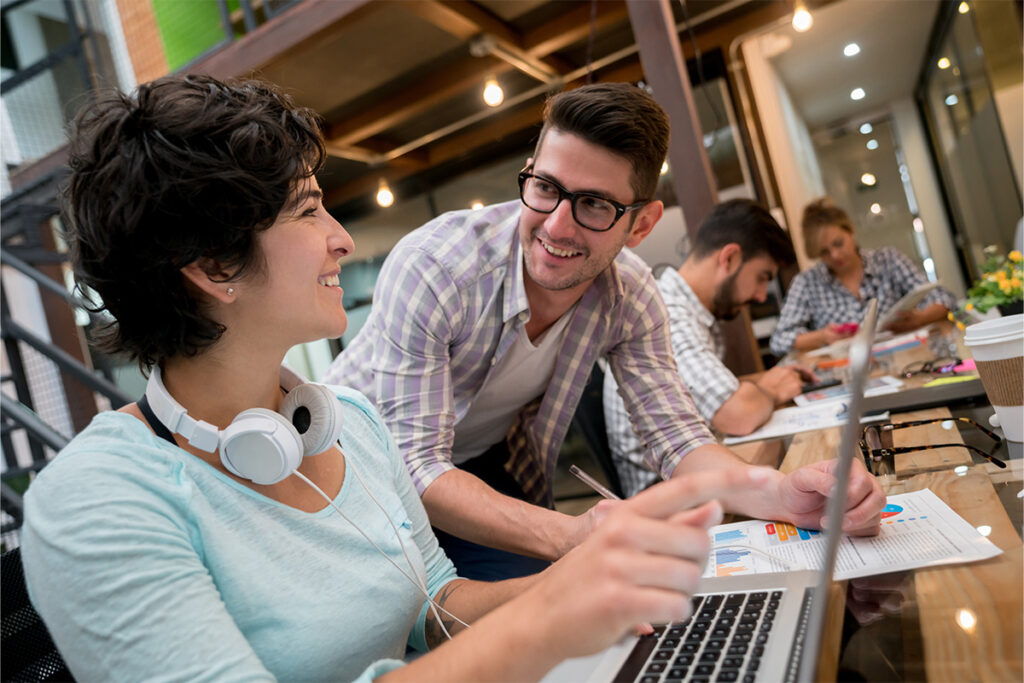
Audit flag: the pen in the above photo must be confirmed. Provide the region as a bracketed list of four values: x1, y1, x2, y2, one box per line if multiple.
[569, 464, 622, 500]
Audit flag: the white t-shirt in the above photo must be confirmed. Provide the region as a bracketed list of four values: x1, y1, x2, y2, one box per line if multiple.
[452, 307, 575, 463]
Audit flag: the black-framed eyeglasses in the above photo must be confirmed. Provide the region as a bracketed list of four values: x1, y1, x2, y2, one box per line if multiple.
[517, 169, 650, 232]
[859, 417, 1005, 475]
[901, 356, 962, 379]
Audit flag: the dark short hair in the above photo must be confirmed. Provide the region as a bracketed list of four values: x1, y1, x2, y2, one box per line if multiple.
[536, 82, 669, 201]
[65, 74, 326, 368]
[691, 199, 796, 266]
[801, 197, 854, 257]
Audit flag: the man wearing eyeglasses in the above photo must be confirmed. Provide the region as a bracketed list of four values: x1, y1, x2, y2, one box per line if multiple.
[324, 83, 884, 581]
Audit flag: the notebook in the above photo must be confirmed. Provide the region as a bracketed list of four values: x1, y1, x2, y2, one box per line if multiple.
[542, 300, 880, 683]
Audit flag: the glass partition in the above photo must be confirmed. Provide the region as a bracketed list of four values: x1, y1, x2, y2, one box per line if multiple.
[918, 2, 1023, 280]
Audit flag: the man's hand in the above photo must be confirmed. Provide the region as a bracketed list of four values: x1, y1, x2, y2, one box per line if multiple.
[564, 498, 620, 556]
[756, 364, 817, 405]
[776, 458, 885, 536]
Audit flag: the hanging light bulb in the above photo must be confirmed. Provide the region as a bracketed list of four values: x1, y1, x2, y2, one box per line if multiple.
[792, 0, 813, 32]
[376, 179, 394, 208]
[482, 78, 504, 107]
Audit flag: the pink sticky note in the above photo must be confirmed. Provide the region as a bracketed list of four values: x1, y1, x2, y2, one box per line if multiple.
[953, 358, 976, 372]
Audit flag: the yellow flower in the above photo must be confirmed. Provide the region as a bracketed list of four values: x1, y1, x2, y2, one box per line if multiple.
[1012, 277, 1022, 289]
[965, 302, 974, 311]
[1010, 250, 1022, 263]
[996, 270, 1007, 281]
[947, 312, 955, 321]
[1000, 280, 1012, 293]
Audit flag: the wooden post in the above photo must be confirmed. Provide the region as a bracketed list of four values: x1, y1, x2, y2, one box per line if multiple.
[626, 0, 762, 375]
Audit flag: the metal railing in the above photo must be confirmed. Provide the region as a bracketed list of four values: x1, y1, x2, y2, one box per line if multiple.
[0, 0, 306, 543]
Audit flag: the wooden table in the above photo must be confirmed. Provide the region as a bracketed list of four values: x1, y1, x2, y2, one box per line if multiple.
[773, 324, 1022, 681]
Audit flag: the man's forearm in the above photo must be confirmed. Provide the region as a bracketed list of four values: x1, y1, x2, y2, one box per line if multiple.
[421, 469, 577, 560]
[711, 383, 775, 435]
[670, 444, 785, 520]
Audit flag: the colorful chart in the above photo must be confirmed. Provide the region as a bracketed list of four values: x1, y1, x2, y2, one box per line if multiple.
[763, 521, 820, 545]
[712, 528, 755, 577]
[881, 503, 903, 519]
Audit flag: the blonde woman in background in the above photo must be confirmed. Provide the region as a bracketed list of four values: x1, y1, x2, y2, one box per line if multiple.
[770, 198, 955, 355]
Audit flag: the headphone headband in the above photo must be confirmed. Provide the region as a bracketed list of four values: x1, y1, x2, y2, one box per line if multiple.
[146, 365, 220, 452]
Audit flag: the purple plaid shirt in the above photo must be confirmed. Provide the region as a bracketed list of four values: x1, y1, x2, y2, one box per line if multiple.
[323, 200, 714, 505]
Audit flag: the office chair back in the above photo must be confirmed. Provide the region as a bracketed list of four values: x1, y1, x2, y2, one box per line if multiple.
[1, 546, 74, 682]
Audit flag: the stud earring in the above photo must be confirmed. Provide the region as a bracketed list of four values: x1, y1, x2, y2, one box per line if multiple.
[226, 287, 235, 296]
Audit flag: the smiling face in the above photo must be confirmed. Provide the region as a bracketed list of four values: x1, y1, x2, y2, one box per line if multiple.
[815, 224, 858, 275]
[711, 253, 777, 320]
[236, 176, 355, 346]
[518, 129, 661, 303]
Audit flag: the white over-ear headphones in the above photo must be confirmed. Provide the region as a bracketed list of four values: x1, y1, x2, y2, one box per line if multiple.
[144, 365, 344, 485]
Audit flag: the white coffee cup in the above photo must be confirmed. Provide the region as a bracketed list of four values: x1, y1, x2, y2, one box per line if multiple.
[963, 313, 1024, 442]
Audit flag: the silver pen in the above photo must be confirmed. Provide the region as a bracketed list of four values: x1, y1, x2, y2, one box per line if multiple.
[569, 464, 622, 500]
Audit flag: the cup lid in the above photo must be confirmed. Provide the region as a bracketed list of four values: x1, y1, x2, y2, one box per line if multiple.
[964, 313, 1024, 345]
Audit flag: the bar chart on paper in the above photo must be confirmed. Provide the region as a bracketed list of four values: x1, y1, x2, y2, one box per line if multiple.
[703, 490, 1001, 581]
[712, 528, 754, 577]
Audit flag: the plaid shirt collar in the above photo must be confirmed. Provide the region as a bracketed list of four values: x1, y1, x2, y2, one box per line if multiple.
[659, 267, 715, 329]
[822, 248, 877, 284]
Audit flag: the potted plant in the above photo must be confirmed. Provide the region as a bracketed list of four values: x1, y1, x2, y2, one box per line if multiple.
[961, 246, 1022, 317]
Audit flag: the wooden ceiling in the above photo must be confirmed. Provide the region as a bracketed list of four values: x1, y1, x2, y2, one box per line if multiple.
[175, 1, 795, 220]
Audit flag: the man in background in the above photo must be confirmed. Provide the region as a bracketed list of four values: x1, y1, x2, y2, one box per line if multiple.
[604, 199, 814, 496]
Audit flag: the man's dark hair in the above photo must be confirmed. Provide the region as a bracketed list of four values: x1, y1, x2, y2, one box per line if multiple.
[690, 199, 796, 266]
[536, 82, 669, 201]
[65, 74, 326, 368]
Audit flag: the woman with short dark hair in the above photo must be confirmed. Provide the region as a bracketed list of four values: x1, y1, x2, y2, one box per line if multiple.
[21, 74, 741, 682]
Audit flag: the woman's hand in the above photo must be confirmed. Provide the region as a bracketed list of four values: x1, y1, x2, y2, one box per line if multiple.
[517, 468, 763, 661]
[821, 323, 856, 345]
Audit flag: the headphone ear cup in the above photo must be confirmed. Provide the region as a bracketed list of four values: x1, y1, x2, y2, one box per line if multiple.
[279, 383, 343, 456]
[220, 408, 304, 485]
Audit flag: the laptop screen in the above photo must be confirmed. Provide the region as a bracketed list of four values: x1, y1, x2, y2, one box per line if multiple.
[797, 299, 879, 683]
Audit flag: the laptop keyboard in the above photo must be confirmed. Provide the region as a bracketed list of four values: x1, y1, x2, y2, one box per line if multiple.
[613, 590, 783, 683]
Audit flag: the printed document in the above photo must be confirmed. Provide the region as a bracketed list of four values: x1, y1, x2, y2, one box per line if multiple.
[721, 404, 888, 446]
[703, 488, 1001, 581]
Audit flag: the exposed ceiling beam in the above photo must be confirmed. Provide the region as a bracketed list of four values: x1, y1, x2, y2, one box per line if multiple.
[406, 0, 521, 45]
[323, 0, 604, 150]
[325, 55, 505, 147]
[323, 59, 645, 210]
[324, 102, 541, 208]
[523, 1, 631, 57]
[410, 0, 572, 79]
[189, 0, 376, 79]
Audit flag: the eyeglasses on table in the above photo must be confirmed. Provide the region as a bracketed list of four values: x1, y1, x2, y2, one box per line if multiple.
[859, 416, 1006, 475]
[900, 356, 962, 379]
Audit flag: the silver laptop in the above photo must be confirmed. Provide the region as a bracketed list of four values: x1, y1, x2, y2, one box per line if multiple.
[544, 300, 879, 683]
